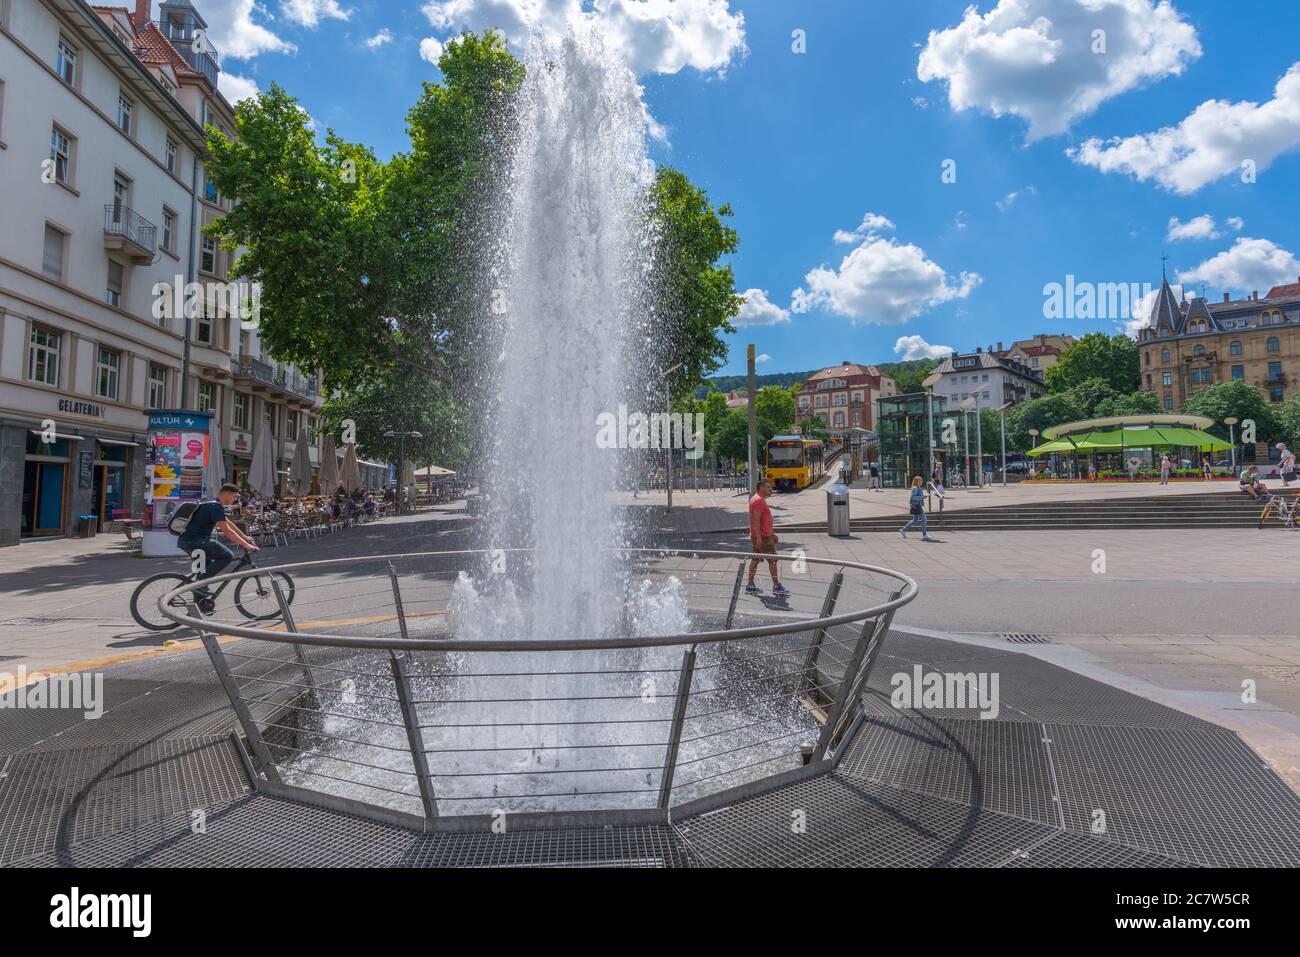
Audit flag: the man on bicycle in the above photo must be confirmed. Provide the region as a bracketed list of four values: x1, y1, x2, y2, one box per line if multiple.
[179, 483, 258, 614]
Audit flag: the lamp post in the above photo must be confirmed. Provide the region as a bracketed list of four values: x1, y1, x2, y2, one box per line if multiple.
[922, 371, 943, 486]
[1224, 416, 1238, 473]
[663, 361, 684, 512]
[959, 395, 977, 487]
[384, 430, 423, 513]
[996, 401, 1013, 487]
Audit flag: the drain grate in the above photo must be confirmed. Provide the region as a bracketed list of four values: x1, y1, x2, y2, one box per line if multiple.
[1002, 633, 1051, 644]
[0, 656, 25, 662]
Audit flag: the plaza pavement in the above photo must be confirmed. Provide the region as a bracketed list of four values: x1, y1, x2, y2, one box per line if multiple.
[1, 482, 1298, 787]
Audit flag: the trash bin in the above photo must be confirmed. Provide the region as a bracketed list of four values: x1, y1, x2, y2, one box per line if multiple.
[76, 515, 98, 539]
[826, 483, 850, 537]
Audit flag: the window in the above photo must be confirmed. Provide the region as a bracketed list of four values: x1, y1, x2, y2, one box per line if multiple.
[162, 210, 176, 252]
[41, 224, 66, 281]
[116, 94, 133, 134]
[1189, 368, 1200, 385]
[56, 38, 77, 84]
[203, 175, 219, 205]
[148, 365, 167, 409]
[1232, 365, 1245, 381]
[196, 311, 212, 345]
[1193, 344, 1205, 356]
[49, 126, 71, 184]
[1031, 357, 1039, 367]
[1267, 336, 1280, 353]
[95, 347, 120, 399]
[1146, 373, 1152, 388]
[196, 381, 214, 413]
[233, 393, 250, 430]
[28, 326, 61, 385]
[1268, 361, 1283, 382]
[1163, 395, 1173, 411]
[238, 330, 250, 356]
[286, 410, 298, 441]
[165, 138, 177, 174]
[1144, 352, 1151, 366]
[1161, 348, 1170, 364]
[1230, 340, 1243, 356]
[1270, 386, 1285, 403]
[106, 260, 124, 307]
[201, 236, 216, 273]
[263, 402, 277, 436]
[1162, 371, 1172, 387]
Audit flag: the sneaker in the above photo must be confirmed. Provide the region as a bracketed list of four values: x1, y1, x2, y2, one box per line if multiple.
[922, 535, 935, 542]
[196, 596, 216, 615]
[745, 584, 762, 595]
[772, 583, 790, 595]
[899, 530, 907, 539]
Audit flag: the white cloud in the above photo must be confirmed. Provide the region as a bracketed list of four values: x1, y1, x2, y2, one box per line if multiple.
[419, 37, 446, 64]
[1165, 214, 1244, 242]
[199, 0, 296, 59]
[917, 0, 1200, 141]
[894, 335, 954, 361]
[912, 96, 929, 110]
[420, 0, 746, 75]
[756, 353, 770, 364]
[281, 0, 350, 29]
[1070, 62, 1300, 193]
[792, 221, 981, 325]
[996, 185, 1036, 210]
[1127, 282, 1184, 335]
[734, 288, 791, 326]
[833, 212, 895, 245]
[366, 29, 394, 50]
[219, 71, 261, 104]
[1176, 237, 1300, 296]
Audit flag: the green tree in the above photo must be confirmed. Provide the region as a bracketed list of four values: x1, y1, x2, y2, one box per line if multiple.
[754, 385, 795, 441]
[1181, 381, 1281, 441]
[1044, 333, 1140, 394]
[320, 371, 470, 474]
[1278, 395, 1300, 446]
[1092, 391, 1162, 417]
[888, 360, 940, 395]
[1004, 394, 1084, 451]
[711, 409, 750, 462]
[1065, 376, 1117, 417]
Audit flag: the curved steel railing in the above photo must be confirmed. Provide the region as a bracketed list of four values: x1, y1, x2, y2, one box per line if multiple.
[160, 548, 918, 827]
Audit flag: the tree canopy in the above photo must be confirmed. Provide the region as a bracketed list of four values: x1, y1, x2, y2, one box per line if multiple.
[1044, 333, 1140, 395]
[1181, 381, 1281, 441]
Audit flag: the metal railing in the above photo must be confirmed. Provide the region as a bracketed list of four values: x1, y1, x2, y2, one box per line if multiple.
[159, 548, 917, 828]
[103, 204, 157, 252]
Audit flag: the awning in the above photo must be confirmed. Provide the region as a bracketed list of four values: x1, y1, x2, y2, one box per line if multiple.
[29, 431, 85, 441]
[97, 438, 139, 448]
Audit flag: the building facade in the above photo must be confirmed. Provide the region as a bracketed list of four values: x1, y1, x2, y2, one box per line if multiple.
[930, 348, 1046, 412]
[0, 0, 323, 545]
[993, 333, 1074, 374]
[1137, 276, 1300, 413]
[794, 361, 897, 439]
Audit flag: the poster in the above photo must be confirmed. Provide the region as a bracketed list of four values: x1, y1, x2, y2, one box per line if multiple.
[149, 434, 182, 501]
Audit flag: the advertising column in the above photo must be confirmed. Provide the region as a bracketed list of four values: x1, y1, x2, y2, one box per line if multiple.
[142, 410, 213, 558]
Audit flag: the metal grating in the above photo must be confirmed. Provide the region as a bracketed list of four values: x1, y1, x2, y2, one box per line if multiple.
[838, 715, 1059, 826]
[1048, 724, 1300, 867]
[400, 826, 696, 868]
[1002, 830, 1197, 868]
[0, 678, 173, 754]
[1002, 633, 1051, 644]
[674, 772, 1055, 867]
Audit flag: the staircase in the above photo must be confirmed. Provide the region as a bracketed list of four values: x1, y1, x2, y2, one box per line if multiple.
[817, 491, 1280, 532]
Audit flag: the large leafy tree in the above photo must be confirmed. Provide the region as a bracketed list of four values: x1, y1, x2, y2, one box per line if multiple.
[1065, 376, 1117, 417]
[320, 372, 471, 472]
[1181, 381, 1281, 441]
[1045, 333, 1140, 394]
[1003, 394, 1085, 451]
[1093, 391, 1162, 417]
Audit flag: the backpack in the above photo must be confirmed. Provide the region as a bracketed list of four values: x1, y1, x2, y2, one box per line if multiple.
[166, 501, 203, 536]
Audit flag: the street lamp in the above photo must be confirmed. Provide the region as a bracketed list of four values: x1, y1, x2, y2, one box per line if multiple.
[1224, 416, 1239, 473]
[995, 401, 1013, 487]
[384, 430, 423, 513]
[922, 371, 943, 485]
[959, 395, 977, 487]
[662, 361, 684, 512]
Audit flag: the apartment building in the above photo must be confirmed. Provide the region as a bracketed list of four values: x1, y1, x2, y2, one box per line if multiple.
[930, 348, 1046, 412]
[795, 361, 898, 438]
[1137, 275, 1300, 412]
[990, 333, 1075, 373]
[0, 0, 323, 545]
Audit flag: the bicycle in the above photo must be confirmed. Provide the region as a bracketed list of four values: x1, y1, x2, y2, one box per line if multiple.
[1257, 493, 1300, 529]
[129, 548, 296, 632]
[947, 472, 966, 490]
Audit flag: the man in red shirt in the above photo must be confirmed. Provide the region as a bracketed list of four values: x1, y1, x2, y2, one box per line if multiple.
[746, 480, 788, 595]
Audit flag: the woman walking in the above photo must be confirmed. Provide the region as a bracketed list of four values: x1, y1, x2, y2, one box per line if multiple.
[1160, 453, 1171, 485]
[900, 476, 934, 541]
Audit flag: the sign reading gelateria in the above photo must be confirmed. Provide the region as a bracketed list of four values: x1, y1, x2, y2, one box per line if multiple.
[57, 399, 104, 417]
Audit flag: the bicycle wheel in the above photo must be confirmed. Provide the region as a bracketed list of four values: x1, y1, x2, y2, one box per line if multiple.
[130, 574, 192, 631]
[234, 571, 296, 621]
[1258, 502, 1276, 529]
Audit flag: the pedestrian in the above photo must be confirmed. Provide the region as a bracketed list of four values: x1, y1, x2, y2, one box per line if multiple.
[1239, 465, 1267, 499]
[1160, 454, 1171, 485]
[1202, 456, 1213, 481]
[745, 479, 788, 595]
[1278, 443, 1296, 487]
[900, 476, 934, 541]
[869, 461, 881, 491]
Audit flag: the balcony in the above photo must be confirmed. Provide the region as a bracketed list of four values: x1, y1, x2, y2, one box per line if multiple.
[103, 204, 157, 263]
[153, 20, 220, 88]
[234, 356, 276, 391]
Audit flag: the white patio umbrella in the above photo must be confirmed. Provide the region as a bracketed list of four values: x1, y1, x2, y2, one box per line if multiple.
[288, 430, 314, 498]
[205, 418, 226, 498]
[339, 442, 361, 494]
[247, 424, 277, 498]
[319, 434, 340, 494]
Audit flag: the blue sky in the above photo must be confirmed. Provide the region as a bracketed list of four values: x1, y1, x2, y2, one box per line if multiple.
[202, 0, 1300, 378]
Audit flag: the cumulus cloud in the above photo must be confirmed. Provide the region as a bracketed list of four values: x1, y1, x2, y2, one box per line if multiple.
[894, 335, 954, 361]
[734, 289, 791, 326]
[1176, 237, 1300, 296]
[1070, 62, 1300, 193]
[917, 0, 1200, 141]
[199, 0, 296, 59]
[756, 353, 771, 364]
[281, 0, 351, 29]
[792, 219, 981, 325]
[366, 29, 394, 50]
[419, 36, 446, 64]
[1165, 214, 1243, 242]
[420, 0, 746, 75]
[833, 212, 895, 245]
[996, 185, 1036, 210]
[219, 71, 261, 104]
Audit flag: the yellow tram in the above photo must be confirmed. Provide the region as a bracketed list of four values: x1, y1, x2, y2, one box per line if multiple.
[765, 436, 825, 491]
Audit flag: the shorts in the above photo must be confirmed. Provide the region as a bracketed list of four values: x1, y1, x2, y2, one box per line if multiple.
[751, 536, 777, 555]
